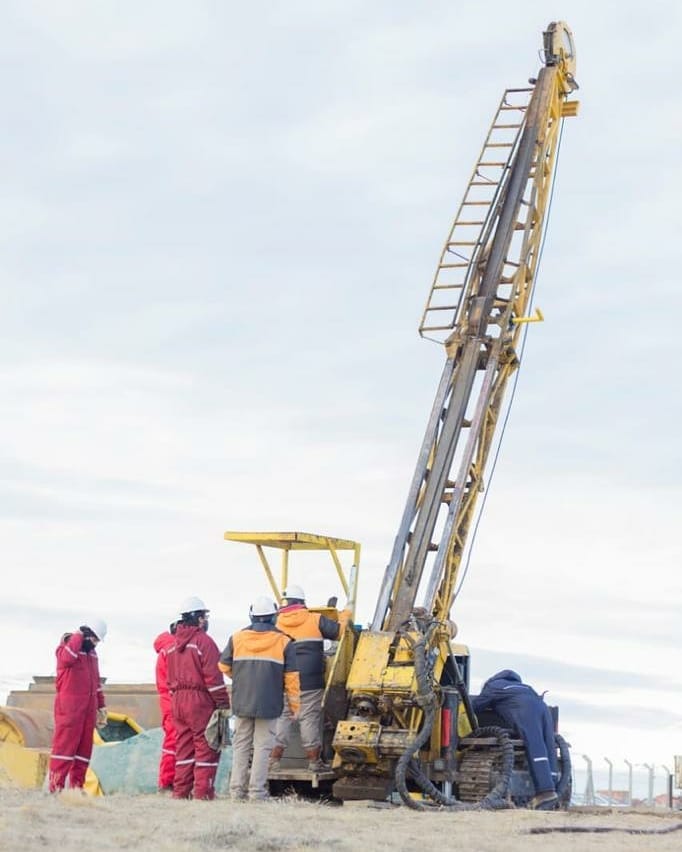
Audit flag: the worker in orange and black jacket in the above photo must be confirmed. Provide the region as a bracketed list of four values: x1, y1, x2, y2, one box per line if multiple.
[270, 584, 350, 771]
[166, 596, 229, 800]
[219, 596, 300, 801]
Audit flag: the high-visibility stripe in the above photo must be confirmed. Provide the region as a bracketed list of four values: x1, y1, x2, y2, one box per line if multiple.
[233, 655, 284, 665]
[65, 646, 79, 659]
[196, 761, 219, 768]
[162, 749, 176, 755]
[74, 755, 90, 763]
[176, 758, 195, 766]
[186, 644, 203, 656]
[533, 757, 549, 763]
[50, 753, 74, 761]
[208, 684, 225, 692]
[292, 638, 324, 644]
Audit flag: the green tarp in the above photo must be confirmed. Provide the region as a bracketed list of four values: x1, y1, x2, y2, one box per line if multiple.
[90, 728, 232, 795]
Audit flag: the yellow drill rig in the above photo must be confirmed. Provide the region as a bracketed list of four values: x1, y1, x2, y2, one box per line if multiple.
[227, 21, 579, 809]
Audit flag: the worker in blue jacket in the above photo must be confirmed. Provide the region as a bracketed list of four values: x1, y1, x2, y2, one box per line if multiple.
[472, 670, 559, 809]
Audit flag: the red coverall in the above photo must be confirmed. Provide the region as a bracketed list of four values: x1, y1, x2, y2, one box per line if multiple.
[166, 624, 229, 799]
[48, 631, 105, 792]
[153, 630, 177, 789]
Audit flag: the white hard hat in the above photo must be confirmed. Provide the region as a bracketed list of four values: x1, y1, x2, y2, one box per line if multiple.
[178, 596, 209, 617]
[83, 617, 107, 641]
[283, 584, 305, 601]
[249, 596, 278, 618]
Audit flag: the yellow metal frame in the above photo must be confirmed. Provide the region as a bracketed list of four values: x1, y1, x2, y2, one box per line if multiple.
[224, 531, 361, 609]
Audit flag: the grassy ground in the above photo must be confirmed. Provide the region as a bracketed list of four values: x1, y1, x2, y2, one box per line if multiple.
[1, 789, 681, 852]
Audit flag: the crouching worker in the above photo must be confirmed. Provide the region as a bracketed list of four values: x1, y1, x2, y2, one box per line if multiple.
[166, 596, 229, 800]
[49, 618, 108, 793]
[472, 669, 559, 810]
[219, 597, 300, 801]
[270, 585, 351, 771]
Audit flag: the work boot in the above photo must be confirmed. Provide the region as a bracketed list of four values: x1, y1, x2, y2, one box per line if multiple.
[305, 746, 330, 772]
[269, 744, 285, 772]
[529, 790, 559, 811]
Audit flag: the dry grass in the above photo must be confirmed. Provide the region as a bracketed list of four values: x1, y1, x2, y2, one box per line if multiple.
[1, 789, 681, 851]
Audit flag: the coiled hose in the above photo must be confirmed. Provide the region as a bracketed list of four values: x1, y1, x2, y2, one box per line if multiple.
[392, 627, 514, 811]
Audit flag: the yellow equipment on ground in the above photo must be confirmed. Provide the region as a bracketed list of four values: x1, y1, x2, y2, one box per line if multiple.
[0, 705, 144, 793]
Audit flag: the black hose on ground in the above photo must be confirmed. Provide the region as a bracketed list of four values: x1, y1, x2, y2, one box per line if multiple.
[406, 725, 515, 810]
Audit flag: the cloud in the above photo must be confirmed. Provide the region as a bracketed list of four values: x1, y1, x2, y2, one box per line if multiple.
[1, 0, 680, 770]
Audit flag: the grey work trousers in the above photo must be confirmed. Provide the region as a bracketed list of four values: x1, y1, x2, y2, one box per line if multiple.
[275, 688, 323, 751]
[229, 716, 276, 801]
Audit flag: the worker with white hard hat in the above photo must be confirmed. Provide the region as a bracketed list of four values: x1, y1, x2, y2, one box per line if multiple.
[48, 617, 108, 793]
[270, 585, 351, 772]
[219, 596, 300, 801]
[166, 596, 230, 800]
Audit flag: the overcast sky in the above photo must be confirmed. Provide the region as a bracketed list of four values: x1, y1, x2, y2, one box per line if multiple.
[2, 0, 681, 794]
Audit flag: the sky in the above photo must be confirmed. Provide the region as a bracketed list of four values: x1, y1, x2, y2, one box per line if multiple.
[2, 0, 681, 799]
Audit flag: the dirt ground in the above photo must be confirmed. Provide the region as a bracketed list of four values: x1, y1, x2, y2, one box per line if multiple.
[1, 790, 681, 852]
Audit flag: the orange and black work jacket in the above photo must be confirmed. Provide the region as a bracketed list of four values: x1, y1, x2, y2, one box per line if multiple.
[276, 605, 350, 691]
[218, 623, 300, 719]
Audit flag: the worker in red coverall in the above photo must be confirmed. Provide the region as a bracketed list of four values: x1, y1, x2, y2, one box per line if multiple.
[153, 621, 177, 791]
[48, 617, 108, 793]
[166, 596, 230, 800]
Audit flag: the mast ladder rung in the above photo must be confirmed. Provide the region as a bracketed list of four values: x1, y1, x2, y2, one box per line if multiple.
[425, 305, 459, 312]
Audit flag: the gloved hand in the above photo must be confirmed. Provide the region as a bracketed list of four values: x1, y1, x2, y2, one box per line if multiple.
[96, 708, 108, 730]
